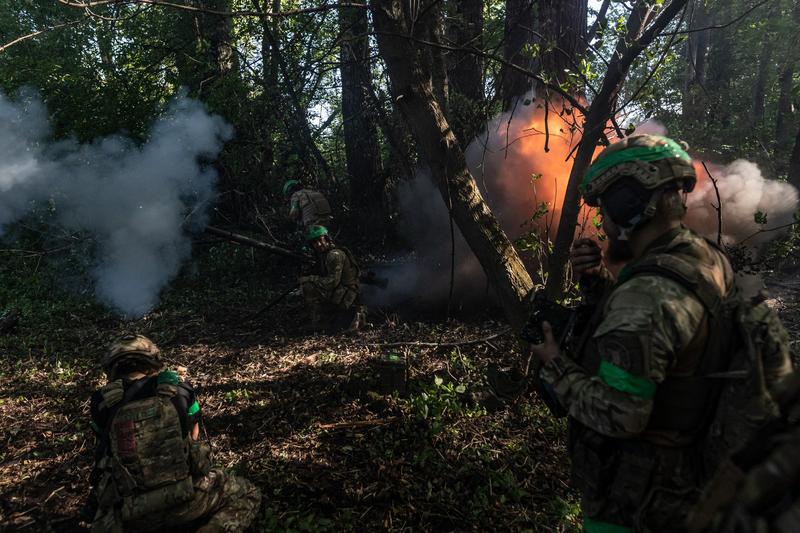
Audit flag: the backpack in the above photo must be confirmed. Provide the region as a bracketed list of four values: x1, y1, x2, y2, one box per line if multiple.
[100, 375, 195, 522]
[624, 253, 792, 478]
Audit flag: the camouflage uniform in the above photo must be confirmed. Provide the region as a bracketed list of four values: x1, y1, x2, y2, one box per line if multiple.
[689, 372, 800, 533]
[300, 245, 360, 324]
[289, 188, 333, 229]
[90, 369, 261, 532]
[540, 227, 790, 531]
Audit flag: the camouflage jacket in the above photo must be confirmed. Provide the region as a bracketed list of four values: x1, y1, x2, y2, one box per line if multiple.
[542, 227, 735, 440]
[306, 247, 359, 294]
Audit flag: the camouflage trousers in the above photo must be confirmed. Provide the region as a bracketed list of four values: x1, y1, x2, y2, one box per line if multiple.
[92, 468, 262, 532]
[300, 281, 357, 323]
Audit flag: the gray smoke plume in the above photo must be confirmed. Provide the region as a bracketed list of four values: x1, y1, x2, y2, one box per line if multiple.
[0, 90, 232, 317]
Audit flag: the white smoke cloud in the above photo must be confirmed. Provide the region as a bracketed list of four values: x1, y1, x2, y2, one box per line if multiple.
[0, 90, 233, 317]
[685, 159, 799, 246]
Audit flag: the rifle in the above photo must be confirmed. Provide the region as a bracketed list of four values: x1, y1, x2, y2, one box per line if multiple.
[519, 290, 577, 418]
[247, 284, 299, 320]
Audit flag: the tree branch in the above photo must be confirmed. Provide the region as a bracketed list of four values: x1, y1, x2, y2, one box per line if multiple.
[0, 19, 86, 54]
[58, 0, 367, 18]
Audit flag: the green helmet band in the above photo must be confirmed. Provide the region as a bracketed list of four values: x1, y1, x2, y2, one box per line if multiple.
[282, 180, 300, 196]
[306, 225, 328, 241]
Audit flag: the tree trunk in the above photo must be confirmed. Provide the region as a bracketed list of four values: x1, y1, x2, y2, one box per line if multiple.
[545, 0, 690, 297]
[372, 0, 534, 330]
[751, 36, 774, 129]
[535, 0, 587, 92]
[776, 61, 796, 152]
[339, 0, 386, 236]
[683, 0, 710, 121]
[445, 0, 485, 143]
[257, 0, 280, 180]
[500, 0, 536, 111]
[790, 124, 800, 189]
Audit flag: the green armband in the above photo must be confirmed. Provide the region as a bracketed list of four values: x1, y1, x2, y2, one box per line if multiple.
[597, 360, 656, 399]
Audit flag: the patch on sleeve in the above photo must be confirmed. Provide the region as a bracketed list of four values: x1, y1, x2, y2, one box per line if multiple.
[595, 334, 648, 376]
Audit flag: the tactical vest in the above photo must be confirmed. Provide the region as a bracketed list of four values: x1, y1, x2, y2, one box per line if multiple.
[99, 376, 195, 522]
[299, 189, 332, 227]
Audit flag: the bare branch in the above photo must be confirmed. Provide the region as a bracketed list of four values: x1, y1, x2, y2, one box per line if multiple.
[0, 18, 87, 54]
[58, 0, 367, 18]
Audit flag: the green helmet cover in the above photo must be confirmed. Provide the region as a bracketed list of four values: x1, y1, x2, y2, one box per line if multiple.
[282, 179, 300, 196]
[306, 225, 329, 241]
[580, 135, 696, 207]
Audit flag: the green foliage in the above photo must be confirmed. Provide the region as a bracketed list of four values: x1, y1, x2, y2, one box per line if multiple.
[404, 375, 484, 434]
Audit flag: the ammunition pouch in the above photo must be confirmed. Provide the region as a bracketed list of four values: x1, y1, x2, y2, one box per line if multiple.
[119, 476, 195, 522]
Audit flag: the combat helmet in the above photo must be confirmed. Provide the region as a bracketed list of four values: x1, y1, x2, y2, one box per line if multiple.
[306, 225, 329, 241]
[580, 134, 696, 208]
[282, 179, 301, 196]
[103, 334, 162, 379]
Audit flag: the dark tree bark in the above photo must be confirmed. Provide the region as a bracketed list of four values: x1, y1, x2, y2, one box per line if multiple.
[545, 0, 690, 297]
[535, 0, 587, 91]
[705, 1, 734, 128]
[339, 0, 385, 235]
[776, 61, 796, 151]
[751, 38, 773, 128]
[445, 0, 485, 143]
[682, 0, 710, 121]
[372, 0, 534, 330]
[257, 0, 280, 179]
[776, 1, 800, 153]
[173, 0, 239, 94]
[790, 125, 800, 188]
[500, 0, 536, 111]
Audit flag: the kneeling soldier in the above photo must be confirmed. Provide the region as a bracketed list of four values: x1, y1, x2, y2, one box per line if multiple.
[89, 334, 261, 532]
[299, 225, 363, 331]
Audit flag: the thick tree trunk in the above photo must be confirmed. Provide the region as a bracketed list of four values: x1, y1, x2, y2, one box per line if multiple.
[446, 0, 485, 143]
[258, 0, 280, 180]
[790, 125, 800, 189]
[372, 0, 534, 330]
[339, 0, 385, 235]
[500, 0, 536, 111]
[683, 0, 710, 121]
[751, 37, 773, 128]
[535, 0, 587, 91]
[173, 0, 238, 94]
[546, 0, 689, 297]
[776, 62, 796, 152]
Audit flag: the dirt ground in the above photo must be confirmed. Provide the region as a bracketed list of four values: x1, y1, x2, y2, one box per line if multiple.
[1, 242, 798, 533]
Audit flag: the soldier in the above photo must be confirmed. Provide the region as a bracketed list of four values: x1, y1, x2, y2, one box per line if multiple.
[283, 178, 334, 230]
[688, 370, 800, 533]
[528, 135, 791, 532]
[299, 225, 363, 331]
[89, 334, 261, 532]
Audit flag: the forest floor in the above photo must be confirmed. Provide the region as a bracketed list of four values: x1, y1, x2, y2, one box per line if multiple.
[0, 241, 580, 532]
[2, 239, 798, 533]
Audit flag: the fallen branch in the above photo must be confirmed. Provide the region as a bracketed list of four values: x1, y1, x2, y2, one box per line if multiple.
[318, 417, 397, 430]
[369, 327, 512, 348]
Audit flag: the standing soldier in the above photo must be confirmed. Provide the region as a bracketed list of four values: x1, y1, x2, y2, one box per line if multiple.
[299, 225, 363, 331]
[89, 334, 261, 532]
[528, 135, 792, 532]
[283, 178, 334, 230]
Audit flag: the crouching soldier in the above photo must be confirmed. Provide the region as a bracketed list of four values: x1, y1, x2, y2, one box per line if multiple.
[88, 334, 261, 532]
[299, 225, 364, 331]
